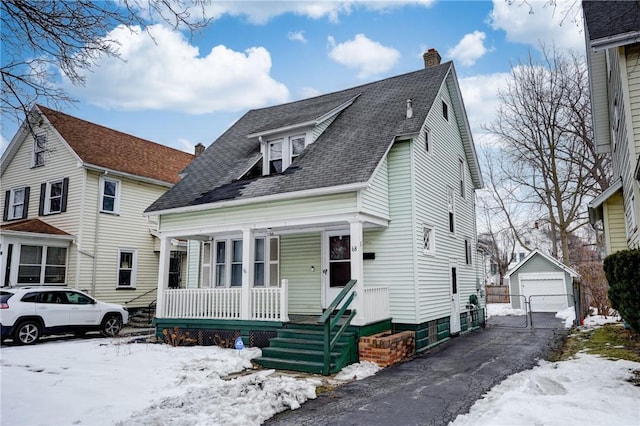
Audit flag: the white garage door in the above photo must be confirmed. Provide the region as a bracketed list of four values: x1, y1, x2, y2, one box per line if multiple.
[519, 272, 568, 312]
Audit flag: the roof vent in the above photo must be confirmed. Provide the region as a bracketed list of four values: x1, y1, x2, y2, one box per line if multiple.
[423, 48, 441, 68]
[406, 99, 413, 119]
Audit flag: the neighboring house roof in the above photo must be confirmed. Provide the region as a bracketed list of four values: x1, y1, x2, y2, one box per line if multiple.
[504, 249, 578, 280]
[583, 1, 640, 50]
[1, 105, 194, 185]
[146, 62, 482, 214]
[0, 219, 73, 239]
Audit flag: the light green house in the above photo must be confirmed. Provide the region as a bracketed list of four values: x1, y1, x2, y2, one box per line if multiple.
[145, 50, 484, 373]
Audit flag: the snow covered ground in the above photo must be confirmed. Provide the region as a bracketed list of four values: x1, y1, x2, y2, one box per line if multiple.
[2, 313, 638, 426]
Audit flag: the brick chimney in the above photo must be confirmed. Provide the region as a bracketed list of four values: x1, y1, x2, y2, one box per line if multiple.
[423, 48, 441, 68]
[194, 143, 205, 157]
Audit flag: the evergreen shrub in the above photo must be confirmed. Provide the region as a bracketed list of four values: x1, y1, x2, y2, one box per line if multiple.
[603, 249, 640, 334]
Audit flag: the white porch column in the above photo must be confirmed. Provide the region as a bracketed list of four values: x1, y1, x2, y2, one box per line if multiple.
[350, 220, 366, 325]
[156, 235, 171, 318]
[240, 228, 254, 320]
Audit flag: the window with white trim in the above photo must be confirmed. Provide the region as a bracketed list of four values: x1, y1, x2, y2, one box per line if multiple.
[423, 225, 435, 255]
[442, 100, 449, 121]
[5, 187, 29, 220]
[423, 128, 431, 154]
[290, 134, 305, 161]
[459, 159, 465, 198]
[213, 236, 280, 287]
[268, 140, 283, 174]
[448, 187, 455, 234]
[117, 249, 137, 288]
[17, 244, 67, 285]
[100, 177, 120, 214]
[264, 134, 307, 175]
[627, 193, 637, 235]
[202, 242, 212, 288]
[33, 134, 46, 167]
[40, 178, 68, 216]
[464, 239, 472, 265]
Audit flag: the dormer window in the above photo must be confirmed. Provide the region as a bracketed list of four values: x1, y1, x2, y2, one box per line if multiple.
[268, 140, 283, 173]
[263, 133, 307, 175]
[33, 134, 47, 167]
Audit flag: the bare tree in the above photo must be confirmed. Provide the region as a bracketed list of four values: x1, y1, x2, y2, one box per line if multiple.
[1, 0, 211, 126]
[484, 45, 610, 265]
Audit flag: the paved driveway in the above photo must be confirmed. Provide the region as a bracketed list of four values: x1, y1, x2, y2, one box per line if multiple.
[266, 313, 569, 426]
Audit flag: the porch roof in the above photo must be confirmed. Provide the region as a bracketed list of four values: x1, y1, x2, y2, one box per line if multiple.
[0, 219, 74, 240]
[146, 63, 453, 214]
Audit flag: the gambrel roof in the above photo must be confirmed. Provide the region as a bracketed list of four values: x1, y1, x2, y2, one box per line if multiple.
[146, 62, 482, 214]
[1, 105, 194, 186]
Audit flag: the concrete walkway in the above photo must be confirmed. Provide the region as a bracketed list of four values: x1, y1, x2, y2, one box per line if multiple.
[266, 314, 569, 426]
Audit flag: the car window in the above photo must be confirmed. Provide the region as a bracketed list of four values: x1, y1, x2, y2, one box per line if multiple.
[1, 292, 15, 303]
[39, 291, 68, 304]
[65, 291, 92, 305]
[20, 292, 38, 303]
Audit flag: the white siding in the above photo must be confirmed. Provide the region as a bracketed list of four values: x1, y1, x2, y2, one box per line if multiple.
[280, 233, 322, 314]
[363, 141, 417, 323]
[160, 192, 358, 232]
[413, 82, 479, 323]
[359, 156, 390, 220]
[311, 114, 338, 143]
[185, 240, 201, 288]
[625, 44, 640, 249]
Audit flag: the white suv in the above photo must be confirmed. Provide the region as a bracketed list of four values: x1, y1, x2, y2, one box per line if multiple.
[0, 287, 129, 345]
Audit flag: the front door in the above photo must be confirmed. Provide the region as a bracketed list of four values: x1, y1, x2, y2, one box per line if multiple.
[322, 232, 351, 308]
[450, 265, 461, 334]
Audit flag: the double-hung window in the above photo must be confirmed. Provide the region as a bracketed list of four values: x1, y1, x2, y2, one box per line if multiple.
[213, 236, 280, 287]
[33, 134, 46, 167]
[459, 159, 465, 198]
[265, 134, 307, 175]
[448, 187, 455, 234]
[269, 140, 283, 174]
[17, 244, 67, 285]
[40, 178, 68, 216]
[4, 187, 29, 220]
[290, 134, 305, 162]
[117, 249, 136, 288]
[423, 225, 435, 255]
[464, 239, 472, 265]
[100, 177, 120, 214]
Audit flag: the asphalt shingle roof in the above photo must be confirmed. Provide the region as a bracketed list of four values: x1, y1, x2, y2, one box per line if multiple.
[38, 105, 194, 184]
[146, 63, 452, 213]
[583, 1, 640, 42]
[0, 219, 71, 236]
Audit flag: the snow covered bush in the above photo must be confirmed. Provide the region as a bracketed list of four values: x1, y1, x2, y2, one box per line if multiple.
[603, 249, 640, 334]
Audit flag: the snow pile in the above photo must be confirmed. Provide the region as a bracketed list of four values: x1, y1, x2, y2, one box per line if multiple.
[118, 369, 319, 426]
[450, 353, 640, 426]
[0, 338, 318, 426]
[486, 303, 526, 317]
[583, 314, 622, 327]
[555, 307, 576, 328]
[334, 360, 381, 381]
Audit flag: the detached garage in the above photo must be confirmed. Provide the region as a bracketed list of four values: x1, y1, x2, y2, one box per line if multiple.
[506, 250, 578, 312]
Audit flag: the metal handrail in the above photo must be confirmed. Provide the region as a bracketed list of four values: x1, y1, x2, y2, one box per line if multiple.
[124, 287, 157, 305]
[318, 279, 357, 375]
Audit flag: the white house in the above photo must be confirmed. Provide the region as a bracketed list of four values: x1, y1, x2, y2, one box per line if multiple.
[0, 105, 194, 310]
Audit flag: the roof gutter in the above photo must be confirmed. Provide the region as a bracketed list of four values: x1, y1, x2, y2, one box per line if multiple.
[590, 31, 640, 51]
[144, 182, 368, 217]
[0, 230, 75, 241]
[82, 163, 175, 188]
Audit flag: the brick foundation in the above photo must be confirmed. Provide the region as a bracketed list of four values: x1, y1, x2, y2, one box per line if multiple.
[358, 330, 416, 367]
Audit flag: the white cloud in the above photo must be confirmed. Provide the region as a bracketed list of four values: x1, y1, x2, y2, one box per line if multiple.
[489, 0, 584, 51]
[288, 31, 307, 44]
[458, 72, 510, 145]
[64, 25, 289, 114]
[177, 137, 195, 154]
[447, 31, 491, 67]
[300, 87, 322, 99]
[203, 1, 435, 25]
[327, 34, 400, 78]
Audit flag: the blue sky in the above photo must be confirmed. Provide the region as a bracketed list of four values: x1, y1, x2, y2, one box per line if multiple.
[0, 1, 585, 154]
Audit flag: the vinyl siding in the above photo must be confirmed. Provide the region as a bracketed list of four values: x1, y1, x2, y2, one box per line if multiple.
[604, 191, 628, 253]
[185, 241, 201, 288]
[625, 44, 640, 248]
[359, 156, 390, 220]
[362, 141, 416, 323]
[280, 233, 322, 314]
[311, 114, 338, 143]
[413, 82, 479, 323]
[507, 255, 573, 309]
[159, 192, 358, 233]
[87, 171, 168, 307]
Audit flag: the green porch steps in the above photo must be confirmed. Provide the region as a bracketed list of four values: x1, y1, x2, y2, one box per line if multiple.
[253, 323, 358, 374]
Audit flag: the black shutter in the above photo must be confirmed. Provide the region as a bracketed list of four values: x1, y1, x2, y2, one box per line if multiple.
[3, 190, 9, 221]
[39, 182, 46, 216]
[60, 177, 69, 213]
[22, 187, 30, 219]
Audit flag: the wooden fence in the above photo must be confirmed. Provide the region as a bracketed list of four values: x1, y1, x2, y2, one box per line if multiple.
[485, 285, 510, 303]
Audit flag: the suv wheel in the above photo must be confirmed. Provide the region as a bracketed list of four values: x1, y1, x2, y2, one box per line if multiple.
[14, 321, 41, 345]
[101, 314, 122, 337]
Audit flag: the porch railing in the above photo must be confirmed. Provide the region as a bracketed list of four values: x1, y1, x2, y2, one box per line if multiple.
[363, 286, 390, 323]
[318, 279, 357, 376]
[161, 280, 289, 321]
[163, 288, 241, 319]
